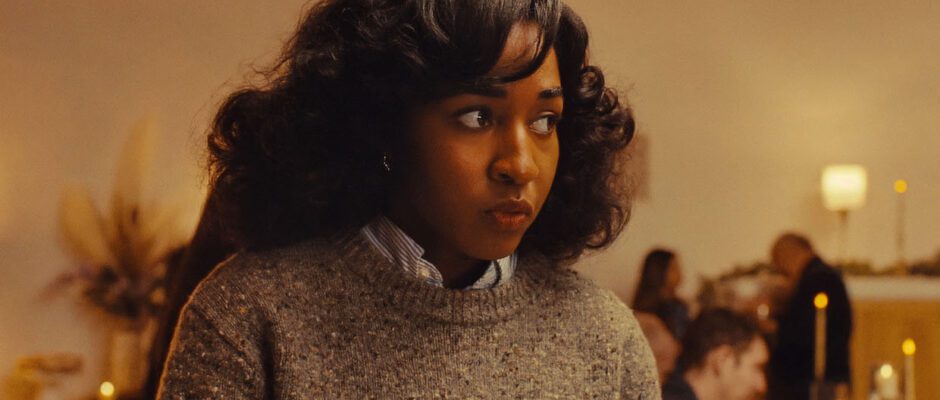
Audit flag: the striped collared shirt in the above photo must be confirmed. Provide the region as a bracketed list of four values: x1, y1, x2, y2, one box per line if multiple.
[361, 216, 516, 290]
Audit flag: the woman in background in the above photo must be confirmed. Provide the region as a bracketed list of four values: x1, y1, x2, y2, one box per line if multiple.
[635, 311, 681, 385]
[633, 248, 691, 341]
[157, 0, 659, 398]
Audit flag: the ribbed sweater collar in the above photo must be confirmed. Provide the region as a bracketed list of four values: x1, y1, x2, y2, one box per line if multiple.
[329, 231, 556, 325]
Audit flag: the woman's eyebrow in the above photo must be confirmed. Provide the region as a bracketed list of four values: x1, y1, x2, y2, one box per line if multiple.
[459, 86, 562, 99]
[539, 87, 562, 99]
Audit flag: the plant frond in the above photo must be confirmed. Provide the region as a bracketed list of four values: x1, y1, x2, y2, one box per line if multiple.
[58, 187, 115, 266]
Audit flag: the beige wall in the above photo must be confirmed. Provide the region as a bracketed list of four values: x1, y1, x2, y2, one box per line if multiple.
[571, 0, 940, 300]
[1, 1, 938, 396]
[0, 1, 310, 395]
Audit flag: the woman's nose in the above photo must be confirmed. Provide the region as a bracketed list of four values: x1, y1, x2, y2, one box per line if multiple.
[488, 121, 539, 185]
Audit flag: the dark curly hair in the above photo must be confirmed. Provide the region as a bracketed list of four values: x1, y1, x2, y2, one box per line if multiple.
[208, 0, 634, 263]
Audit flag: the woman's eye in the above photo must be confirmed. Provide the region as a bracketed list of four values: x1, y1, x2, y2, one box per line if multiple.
[531, 115, 560, 135]
[456, 109, 491, 129]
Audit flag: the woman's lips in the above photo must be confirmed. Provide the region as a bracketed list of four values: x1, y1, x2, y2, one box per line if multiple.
[484, 200, 534, 231]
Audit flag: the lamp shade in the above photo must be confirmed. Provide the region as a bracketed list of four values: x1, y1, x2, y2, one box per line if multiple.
[821, 164, 867, 211]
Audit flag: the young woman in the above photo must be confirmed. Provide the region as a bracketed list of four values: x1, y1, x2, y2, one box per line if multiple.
[158, 0, 659, 398]
[633, 248, 691, 341]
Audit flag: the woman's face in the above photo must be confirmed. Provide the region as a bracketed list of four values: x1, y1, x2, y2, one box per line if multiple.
[388, 25, 562, 268]
[662, 257, 682, 297]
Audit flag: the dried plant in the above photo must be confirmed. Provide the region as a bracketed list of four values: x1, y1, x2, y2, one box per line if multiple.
[53, 119, 191, 322]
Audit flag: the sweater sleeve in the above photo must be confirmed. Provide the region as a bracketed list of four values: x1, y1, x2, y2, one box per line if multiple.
[621, 312, 663, 400]
[157, 304, 266, 399]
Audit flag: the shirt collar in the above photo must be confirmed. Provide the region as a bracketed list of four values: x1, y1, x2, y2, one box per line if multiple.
[361, 216, 515, 290]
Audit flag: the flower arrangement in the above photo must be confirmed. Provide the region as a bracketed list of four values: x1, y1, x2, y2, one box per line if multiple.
[696, 261, 788, 313]
[698, 252, 940, 315]
[909, 251, 940, 276]
[836, 253, 940, 277]
[52, 119, 192, 322]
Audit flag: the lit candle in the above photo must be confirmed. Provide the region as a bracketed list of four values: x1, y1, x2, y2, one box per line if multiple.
[895, 180, 908, 268]
[99, 381, 115, 400]
[902, 338, 916, 400]
[874, 363, 899, 399]
[813, 292, 828, 381]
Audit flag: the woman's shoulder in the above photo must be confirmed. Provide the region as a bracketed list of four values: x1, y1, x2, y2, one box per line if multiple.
[534, 264, 628, 308]
[533, 266, 659, 390]
[184, 236, 348, 316]
[531, 264, 639, 335]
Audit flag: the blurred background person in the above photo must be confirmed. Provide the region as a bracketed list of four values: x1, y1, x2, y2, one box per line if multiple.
[768, 233, 852, 400]
[662, 308, 768, 400]
[636, 311, 681, 384]
[633, 248, 691, 340]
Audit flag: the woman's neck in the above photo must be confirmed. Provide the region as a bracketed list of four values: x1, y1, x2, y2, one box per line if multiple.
[381, 212, 490, 289]
[422, 249, 489, 289]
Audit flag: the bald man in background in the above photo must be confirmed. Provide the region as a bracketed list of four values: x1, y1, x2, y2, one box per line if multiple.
[768, 233, 852, 400]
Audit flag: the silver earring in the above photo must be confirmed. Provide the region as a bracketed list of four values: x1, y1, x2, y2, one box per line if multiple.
[382, 153, 392, 172]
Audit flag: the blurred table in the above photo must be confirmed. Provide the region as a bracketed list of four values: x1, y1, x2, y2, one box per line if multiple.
[847, 277, 940, 400]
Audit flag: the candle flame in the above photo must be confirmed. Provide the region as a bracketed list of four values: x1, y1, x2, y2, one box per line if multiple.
[879, 364, 894, 378]
[894, 180, 908, 194]
[100, 381, 115, 397]
[814, 293, 828, 309]
[902, 338, 916, 356]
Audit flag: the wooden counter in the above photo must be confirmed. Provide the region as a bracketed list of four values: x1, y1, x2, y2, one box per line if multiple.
[847, 277, 940, 400]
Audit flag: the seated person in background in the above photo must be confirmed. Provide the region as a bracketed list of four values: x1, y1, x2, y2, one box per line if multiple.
[769, 233, 852, 400]
[663, 308, 768, 400]
[633, 248, 691, 340]
[636, 312, 681, 384]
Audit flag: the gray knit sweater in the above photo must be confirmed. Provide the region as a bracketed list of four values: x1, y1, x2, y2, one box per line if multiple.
[158, 232, 660, 399]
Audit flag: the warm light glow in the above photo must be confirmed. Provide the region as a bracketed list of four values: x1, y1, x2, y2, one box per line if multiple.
[757, 303, 770, 319]
[821, 164, 868, 211]
[814, 293, 829, 309]
[894, 180, 908, 194]
[902, 338, 916, 356]
[880, 364, 894, 379]
[99, 381, 115, 397]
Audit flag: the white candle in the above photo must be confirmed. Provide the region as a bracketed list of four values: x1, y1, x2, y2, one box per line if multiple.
[814, 292, 828, 381]
[874, 363, 899, 399]
[895, 180, 908, 267]
[903, 338, 916, 400]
